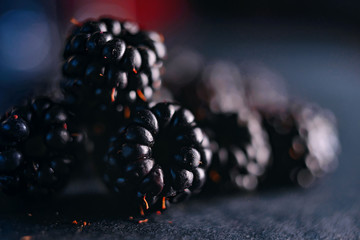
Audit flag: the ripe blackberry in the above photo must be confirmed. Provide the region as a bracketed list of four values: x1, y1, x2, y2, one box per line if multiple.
[165, 55, 272, 191]
[240, 62, 289, 110]
[102, 102, 212, 215]
[260, 103, 340, 187]
[202, 112, 271, 192]
[165, 60, 246, 120]
[61, 17, 166, 114]
[0, 97, 85, 195]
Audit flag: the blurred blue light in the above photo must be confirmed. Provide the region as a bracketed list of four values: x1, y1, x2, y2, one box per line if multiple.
[0, 9, 51, 72]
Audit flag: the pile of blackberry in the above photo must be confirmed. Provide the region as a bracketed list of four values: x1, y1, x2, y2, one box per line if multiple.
[0, 97, 85, 195]
[61, 17, 167, 172]
[165, 52, 339, 191]
[0, 17, 340, 218]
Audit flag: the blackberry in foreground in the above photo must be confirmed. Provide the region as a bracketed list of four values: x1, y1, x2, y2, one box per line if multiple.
[102, 102, 212, 215]
[61, 17, 166, 115]
[260, 103, 340, 187]
[202, 112, 271, 192]
[0, 97, 85, 195]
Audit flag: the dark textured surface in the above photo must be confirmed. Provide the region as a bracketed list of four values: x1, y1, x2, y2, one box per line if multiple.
[1, 21, 360, 239]
[0, 180, 359, 239]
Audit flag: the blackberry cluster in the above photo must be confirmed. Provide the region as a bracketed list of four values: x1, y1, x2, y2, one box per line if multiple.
[0, 97, 84, 195]
[61, 17, 166, 114]
[1, 16, 340, 219]
[201, 112, 271, 192]
[61, 17, 167, 173]
[102, 102, 212, 214]
[260, 104, 340, 187]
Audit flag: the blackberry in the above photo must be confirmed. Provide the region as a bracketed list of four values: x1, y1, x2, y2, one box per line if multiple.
[202, 112, 271, 192]
[165, 60, 247, 120]
[165, 56, 271, 191]
[0, 97, 85, 195]
[241, 62, 289, 110]
[61, 17, 166, 114]
[102, 102, 212, 215]
[260, 103, 340, 187]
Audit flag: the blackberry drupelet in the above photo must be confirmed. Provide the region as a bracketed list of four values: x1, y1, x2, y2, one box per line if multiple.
[61, 17, 166, 114]
[102, 102, 212, 215]
[260, 103, 340, 187]
[0, 97, 85, 195]
[202, 112, 271, 192]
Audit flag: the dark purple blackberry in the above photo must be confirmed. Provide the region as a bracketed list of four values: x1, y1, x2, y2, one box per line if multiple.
[240, 62, 289, 111]
[165, 57, 271, 191]
[202, 112, 271, 192]
[0, 97, 85, 195]
[102, 102, 212, 215]
[165, 60, 246, 121]
[260, 103, 340, 188]
[61, 17, 166, 114]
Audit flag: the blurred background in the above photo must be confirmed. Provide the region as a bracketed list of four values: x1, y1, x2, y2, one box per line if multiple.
[0, 0, 360, 238]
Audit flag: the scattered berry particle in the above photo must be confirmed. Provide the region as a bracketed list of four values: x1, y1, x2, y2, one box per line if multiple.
[138, 219, 148, 224]
[111, 88, 116, 102]
[137, 89, 147, 102]
[140, 205, 145, 216]
[124, 106, 130, 119]
[143, 195, 149, 210]
[209, 170, 221, 183]
[162, 197, 166, 210]
[20, 236, 32, 240]
[70, 18, 81, 26]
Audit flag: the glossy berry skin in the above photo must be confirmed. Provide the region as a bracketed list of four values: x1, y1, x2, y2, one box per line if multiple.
[0, 97, 85, 195]
[62, 17, 166, 115]
[201, 112, 271, 192]
[102, 102, 212, 215]
[260, 103, 340, 188]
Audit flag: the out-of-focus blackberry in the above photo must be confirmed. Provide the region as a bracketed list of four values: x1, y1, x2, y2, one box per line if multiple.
[240, 62, 289, 111]
[0, 97, 85, 195]
[260, 103, 340, 187]
[165, 58, 247, 120]
[61, 17, 166, 115]
[202, 112, 271, 192]
[102, 102, 212, 215]
[165, 56, 271, 191]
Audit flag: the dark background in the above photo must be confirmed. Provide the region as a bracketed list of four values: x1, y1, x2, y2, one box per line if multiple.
[0, 0, 359, 239]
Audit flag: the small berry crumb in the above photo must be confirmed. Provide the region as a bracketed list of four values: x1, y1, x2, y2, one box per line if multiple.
[138, 219, 148, 224]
